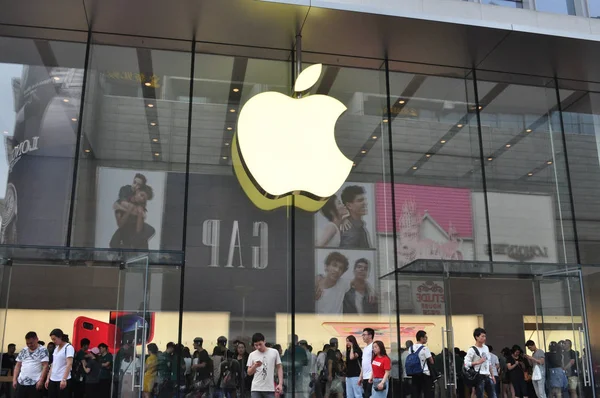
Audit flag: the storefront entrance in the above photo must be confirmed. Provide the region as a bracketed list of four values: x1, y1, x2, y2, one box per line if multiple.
[384, 260, 595, 398]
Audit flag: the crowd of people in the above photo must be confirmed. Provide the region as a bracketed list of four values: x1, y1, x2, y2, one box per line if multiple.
[0, 327, 585, 398]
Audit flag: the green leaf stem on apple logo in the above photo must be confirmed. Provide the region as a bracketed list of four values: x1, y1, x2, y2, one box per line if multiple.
[294, 63, 322, 93]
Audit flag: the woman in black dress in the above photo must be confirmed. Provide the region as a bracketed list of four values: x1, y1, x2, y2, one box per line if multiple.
[507, 346, 528, 398]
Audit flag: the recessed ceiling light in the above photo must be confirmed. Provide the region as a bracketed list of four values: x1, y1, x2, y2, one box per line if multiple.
[84, 149, 91, 153]
[150, 122, 157, 126]
[528, 172, 533, 176]
[63, 99, 69, 103]
[152, 138, 159, 142]
[440, 140, 446, 144]
[547, 161, 553, 165]
[361, 150, 367, 154]
[229, 109, 236, 113]
[383, 119, 388, 123]
[147, 104, 154, 108]
[526, 129, 532, 133]
[71, 118, 77, 122]
[222, 156, 228, 160]
[225, 142, 230, 146]
[53, 77, 60, 81]
[412, 166, 418, 170]
[478, 106, 483, 110]
[227, 127, 233, 131]
[505, 144, 511, 148]
[399, 100, 405, 104]
[372, 135, 377, 140]
[457, 124, 463, 128]
[425, 154, 431, 158]
[487, 157, 493, 161]
[233, 88, 240, 93]
[154, 152, 160, 156]
[144, 82, 151, 87]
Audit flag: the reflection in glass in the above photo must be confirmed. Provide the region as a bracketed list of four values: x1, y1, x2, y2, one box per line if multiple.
[535, 0, 576, 14]
[481, 0, 524, 8]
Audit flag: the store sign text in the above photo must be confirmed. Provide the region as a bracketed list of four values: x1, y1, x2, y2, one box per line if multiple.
[485, 243, 549, 262]
[415, 281, 444, 315]
[202, 219, 268, 269]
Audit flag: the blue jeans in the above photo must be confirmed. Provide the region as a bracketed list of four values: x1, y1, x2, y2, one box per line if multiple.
[371, 378, 389, 398]
[345, 377, 362, 398]
[475, 376, 496, 398]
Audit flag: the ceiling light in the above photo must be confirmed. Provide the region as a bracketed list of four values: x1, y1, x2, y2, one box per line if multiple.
[150, 122, 157, 126]
[71, 118, 77, 122]
[147, 104, 154, 108]
[84, 149, 91, 153]
[383, 119, 388, 123]
[457, 124, 463, 128]
[412, 166, 418, 170]
[53, 77, 60, 81]
[63, 99, 69, 103]
[154, 152, 160, 156]
[144, 82, 151, 87]
[505, 144, 511, 148]
[227, 127, 233, 131]
[229, 109, 236, 113]
[487, 157, 493, 161]
[528, 172, 533, 176]
[372, 135, 377, 140]
[233, 88, 240, 93]
[440, 140, 446, 144]
[526, 129, 532, 133]
[152, 138, 159, 143]
[426, 154, 431, 158]
[361, 150, 367, 154]
[478, 106, 483, 110]
[547, 161, 553, 165]
[222, 156, 228, 160]
[225, 142, 230, 146]
[399, 100, 405, 104]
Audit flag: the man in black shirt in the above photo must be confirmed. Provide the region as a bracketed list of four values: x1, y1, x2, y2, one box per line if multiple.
[191, 338, 211, 383]
[340, 186, 371, 249]
[325, 338, 343, 398]
[2, 344, 16, 398]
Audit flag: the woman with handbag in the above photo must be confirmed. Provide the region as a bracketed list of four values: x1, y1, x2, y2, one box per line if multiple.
[507, 346, 528, 398]
[368, 341, 391, 398]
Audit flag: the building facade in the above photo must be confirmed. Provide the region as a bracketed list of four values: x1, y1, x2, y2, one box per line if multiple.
[1, 0, 600, 397]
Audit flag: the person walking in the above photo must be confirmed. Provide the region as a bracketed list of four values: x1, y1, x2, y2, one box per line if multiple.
[360, 328, 375, 398]
[345, 336, 362, 398]
[247, 333, 283, 398]
[367, 341, 391, 398]
[464, 328, 495, 398]
[13, 332, 49, 398]
[45, 329, 74, 398]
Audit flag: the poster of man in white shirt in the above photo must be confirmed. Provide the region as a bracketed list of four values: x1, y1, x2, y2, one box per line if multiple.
[314, 250, 377, 315]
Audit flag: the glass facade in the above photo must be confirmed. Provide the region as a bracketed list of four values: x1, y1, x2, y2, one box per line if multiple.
[0, 29, 600, 398]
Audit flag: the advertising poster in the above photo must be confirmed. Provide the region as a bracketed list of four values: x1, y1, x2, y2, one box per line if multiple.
[314, 182, 378, 315]
[0, 65, 82, 246]
[376, 183, 474, 267]
[94, 167, 166, 250]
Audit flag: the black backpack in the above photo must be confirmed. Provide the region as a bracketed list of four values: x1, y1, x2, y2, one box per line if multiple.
[219, 359, 239, 390]
[462, 346, 481, 387]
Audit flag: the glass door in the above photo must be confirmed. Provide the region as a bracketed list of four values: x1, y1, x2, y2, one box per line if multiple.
[534, 268, 595, 398]
[114, 255, 150, 398]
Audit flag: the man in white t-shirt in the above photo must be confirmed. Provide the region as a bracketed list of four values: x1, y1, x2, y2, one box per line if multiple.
[247, 333, 283, 398]
[360, 328, 374, 398]
[464, 328, 495, 398]
[488, 346, 501, 398]
[525, 340, 546, 398]
[315, 252, 350, 314]
[12, 332, 49, 398]
[409, 331, 434, 398]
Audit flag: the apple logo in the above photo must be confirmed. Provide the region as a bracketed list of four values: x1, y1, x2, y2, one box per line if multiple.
[232, 64, 352, 212]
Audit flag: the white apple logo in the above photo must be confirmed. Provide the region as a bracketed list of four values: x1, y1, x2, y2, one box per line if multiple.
[233, 64, 352, 211]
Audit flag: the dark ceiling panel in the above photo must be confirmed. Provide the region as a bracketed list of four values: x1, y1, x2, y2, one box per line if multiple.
[0, 0, 88, 31]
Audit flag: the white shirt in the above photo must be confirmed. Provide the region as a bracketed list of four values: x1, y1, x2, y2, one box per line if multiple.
[411, 344, 432, 376]
[316, 278, 351, 314]
[319, 222, 340, 247]
[362, 343, 373, 379]
[464, 345, 491, 376]
[489, 353, 499, 377]
[50, 344, 75, 381]
[16, 345, 49, 385]
[355, 292, 364, 314]
[120, 358, 141, 375]
[247, 348, 282, 392]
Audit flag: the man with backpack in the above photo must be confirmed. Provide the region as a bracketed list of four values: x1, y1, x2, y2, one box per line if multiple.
[405, 330, 434, 398]
[463, 328, 495, 398]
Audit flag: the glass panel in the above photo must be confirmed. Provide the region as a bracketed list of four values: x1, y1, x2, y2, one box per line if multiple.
[476, 73, 577, 266]
[70, 35, 191, 251]
[482, 0, 524, 8]
[0, 36, 86, 246]
[535, 0, 577, 14]
[183, 51, 291, 397]
[588, 0, 600, 17]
